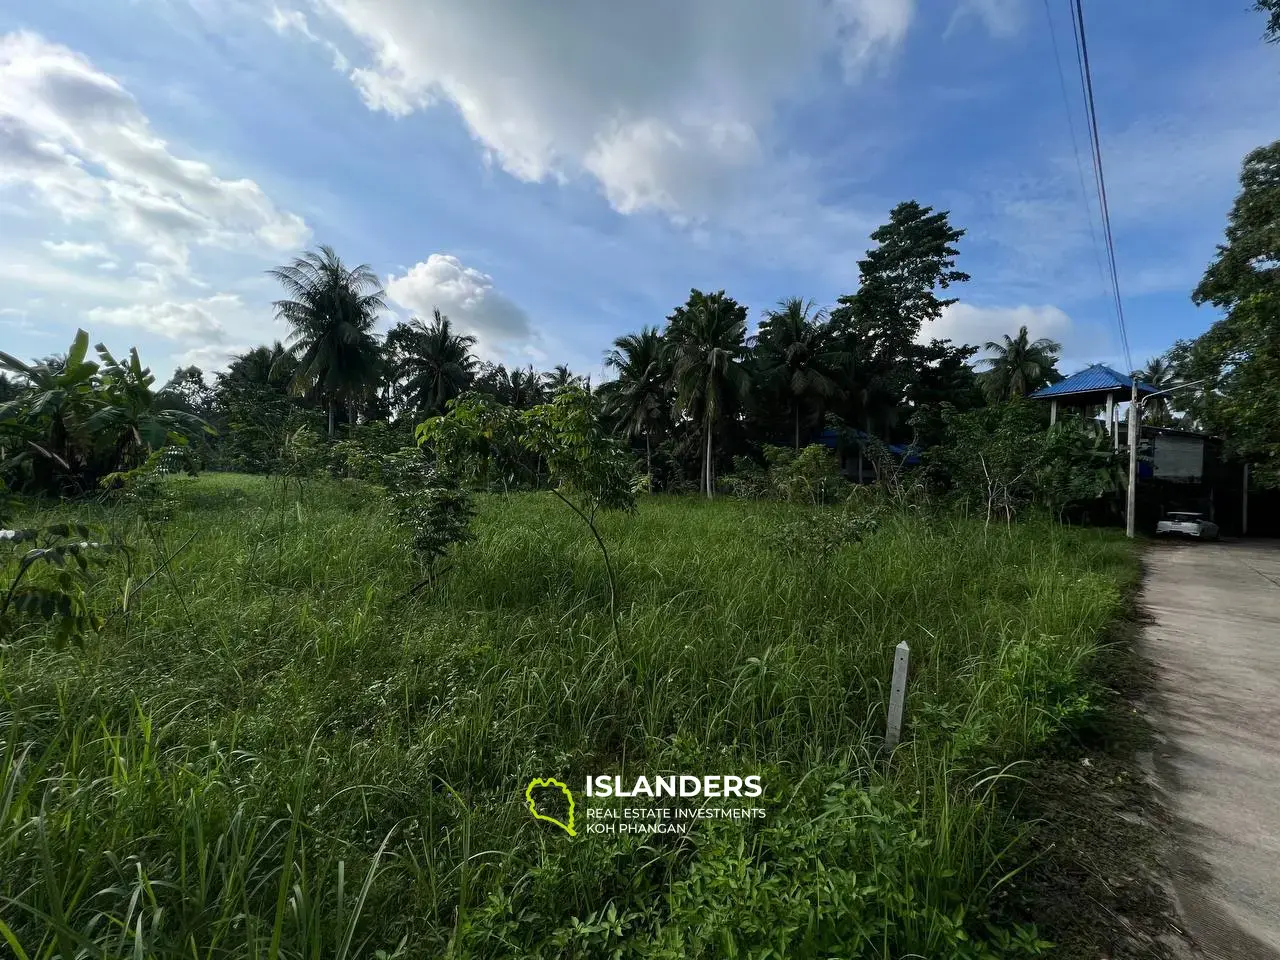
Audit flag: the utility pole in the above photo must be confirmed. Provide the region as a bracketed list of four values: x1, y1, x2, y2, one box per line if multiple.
[1126, 381, 1139, 538]
[1125, 378, 1205, 539]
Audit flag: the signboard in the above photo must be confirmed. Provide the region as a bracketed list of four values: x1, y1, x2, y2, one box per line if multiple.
[1153, 435, 1204, 481]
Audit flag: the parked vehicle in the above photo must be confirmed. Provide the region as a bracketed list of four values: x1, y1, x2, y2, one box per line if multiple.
[1155, 511, 1220, 540]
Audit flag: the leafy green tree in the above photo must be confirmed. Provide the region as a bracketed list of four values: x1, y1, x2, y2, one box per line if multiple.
[1179, 140, 1280, 485]
[268, 244, 387, 438]
[666, 289, 750, 498]
[976, 326, 1062, 402]
[829, 201, 969, 458]
[385, 309, 478, 415]
[418, 386, 637, 628]
[754, 298, 847, 449]
[473, 362, 546, 409]
[213, 343, 305, 473]
[600, 326, 669, 477]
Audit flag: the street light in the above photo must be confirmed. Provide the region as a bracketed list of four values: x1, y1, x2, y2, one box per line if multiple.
[1125, 378, 1207, 538]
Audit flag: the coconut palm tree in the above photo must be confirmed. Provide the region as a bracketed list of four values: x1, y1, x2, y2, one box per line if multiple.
[268, 245, 387, 437]
[386, 309, 478, 415]
[977, 325, 1062, 402]
[542, 364, 584, 394]
[666, 290, 750, 498]
[601, 326, 668, 477]
[754, 297, 848, 449]
[1137, 354, 1177, 423]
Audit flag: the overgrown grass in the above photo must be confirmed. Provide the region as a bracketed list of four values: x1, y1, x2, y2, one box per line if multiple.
[1, 473, 1138, 958]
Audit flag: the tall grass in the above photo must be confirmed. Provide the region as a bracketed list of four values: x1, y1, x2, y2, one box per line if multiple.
[0, 474, 1137, 958]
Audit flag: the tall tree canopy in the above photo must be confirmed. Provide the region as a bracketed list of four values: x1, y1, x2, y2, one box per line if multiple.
[754, 297, 847, 449]
[268, 244, 387, 438]
[600, 326, 669, 476]
[385, 309, 478, 416]
[977, 326, 1062, 402]
[1178, 140, 1280, 485]
[829, 201, 969, 441]
[666, 289, 750, 498]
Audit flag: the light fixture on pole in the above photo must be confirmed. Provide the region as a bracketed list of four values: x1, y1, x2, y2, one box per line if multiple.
[1125, 378, 1207, 539]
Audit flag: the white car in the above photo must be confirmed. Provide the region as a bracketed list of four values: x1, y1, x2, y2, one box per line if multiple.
[1155, 511, 1220, 540]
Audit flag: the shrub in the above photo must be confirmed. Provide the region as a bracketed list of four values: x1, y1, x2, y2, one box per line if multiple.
[381, 448, 475, 585]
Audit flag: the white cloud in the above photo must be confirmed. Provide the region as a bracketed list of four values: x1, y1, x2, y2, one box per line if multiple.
[948, 0, 1023, 39]
[41, 239, 111, 261]
[385, 254, 535, 355]
[279, 0, 931, 218]
[267, 4, 350, 71]
[0, 32, 310, 271]
[174, 341, 250, 372]
[86, 294, 243, 343]
[931, 302, 1112, 369]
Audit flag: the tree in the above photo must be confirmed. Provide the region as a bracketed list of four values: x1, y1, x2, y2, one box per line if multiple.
[1137, 355, 1177, 424]
[418, 387, 636, 630]
[1257, 0, 1280, 42]
[213, 343, 303, 473]
[0, 332, 211, 493]
[665, 290, 750, 498]
[0, 331, 101, 492]
[600, 326, 669, 477]
[542, 364, 584, 394]
[754, 298, 847, 449]
[268, 244, 387, 438]
[473, 363, 546, 409]
[1180, 140, 1280, 486]
[828, 201, 969, 461]
[385, 309, 477, 415]
[976, 326, 1062, 402]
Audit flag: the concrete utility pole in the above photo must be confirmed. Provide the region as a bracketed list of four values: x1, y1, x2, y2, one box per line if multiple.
[1127, 381, 1139, 538]
[1126, 378, 1206, 539]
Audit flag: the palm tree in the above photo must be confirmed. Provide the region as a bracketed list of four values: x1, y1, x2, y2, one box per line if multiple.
[1137, 354, 1177, 423]
[601, 326, 668, 477]
[386, 309, 477, 415]
[666, 290, 750, 498]
[268, 245, 387, 438]
[542, 363, 583, 394]
[977, 325, 1062, 402]
[754, 297, 847, 449]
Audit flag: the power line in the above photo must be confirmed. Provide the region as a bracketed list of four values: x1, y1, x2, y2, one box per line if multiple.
[1068, 0, 1133, 374]
[1040, 0, 1113, 336]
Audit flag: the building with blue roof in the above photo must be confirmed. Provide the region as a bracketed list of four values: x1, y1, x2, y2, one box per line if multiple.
[1029, 363, 1157, 447]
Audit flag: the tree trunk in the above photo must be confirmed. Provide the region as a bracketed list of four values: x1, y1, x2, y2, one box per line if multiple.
[794, 403, 800, 451]
[327, 397, 336, 439]
[645, 432, 652, 479]
[704, 421, 714, 499]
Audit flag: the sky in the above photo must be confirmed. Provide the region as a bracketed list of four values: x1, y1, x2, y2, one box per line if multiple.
[1, 0, 1277, 386]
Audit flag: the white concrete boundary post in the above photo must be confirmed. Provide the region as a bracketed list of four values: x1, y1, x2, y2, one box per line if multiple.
[886, 641, 910, 751]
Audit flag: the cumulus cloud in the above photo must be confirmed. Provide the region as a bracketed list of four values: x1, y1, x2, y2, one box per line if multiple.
[0, 32, 310, 271]
[385, 254, 535, 354]
[86, 294, 243, 343]
[277, 0, 929, 218]
[931, 302, 1099, 365]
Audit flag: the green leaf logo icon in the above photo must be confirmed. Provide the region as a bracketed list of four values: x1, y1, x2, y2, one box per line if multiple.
[526, 778, 576, 836]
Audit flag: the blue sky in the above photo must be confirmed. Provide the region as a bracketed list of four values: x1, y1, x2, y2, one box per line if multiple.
[1, 0, 1276, 385]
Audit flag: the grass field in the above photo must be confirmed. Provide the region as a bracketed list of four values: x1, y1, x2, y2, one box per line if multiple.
[1, 473, 1138, 958]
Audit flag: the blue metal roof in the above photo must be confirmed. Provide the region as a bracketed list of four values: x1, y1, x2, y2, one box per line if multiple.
[1029, 363, 1157, 399]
